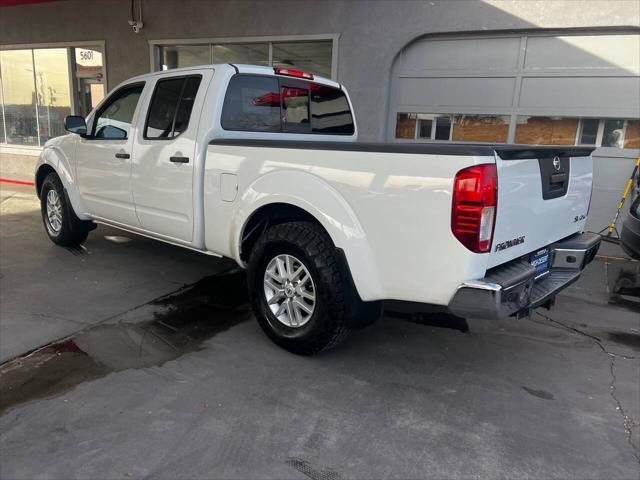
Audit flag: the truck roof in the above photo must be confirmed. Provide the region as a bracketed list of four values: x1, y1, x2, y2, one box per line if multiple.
[123, 64, 341, 89]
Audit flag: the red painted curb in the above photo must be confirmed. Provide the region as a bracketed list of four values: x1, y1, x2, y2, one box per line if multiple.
[0, 178, 35, 187]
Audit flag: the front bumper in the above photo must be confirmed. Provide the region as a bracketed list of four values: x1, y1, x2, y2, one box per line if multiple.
[448, 232, 601, 319]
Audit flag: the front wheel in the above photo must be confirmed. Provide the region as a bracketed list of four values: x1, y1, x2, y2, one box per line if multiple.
[40, 172, 94, 246]
[248, 221, 367, 355]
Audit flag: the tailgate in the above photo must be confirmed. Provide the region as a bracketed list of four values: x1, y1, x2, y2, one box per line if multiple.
[488, 146, 595, 269]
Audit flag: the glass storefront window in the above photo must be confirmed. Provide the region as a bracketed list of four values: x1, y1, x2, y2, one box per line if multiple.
[1, 45, 106, 147]
[212, 43, 269, 66]
[0, 49, 39, 146]
[272, 41, 332, 78]
[156, 40, 334, 78]
[33, 48, 71, 144]
[0, 76, 6, 144]
[159, 45, 210, 70]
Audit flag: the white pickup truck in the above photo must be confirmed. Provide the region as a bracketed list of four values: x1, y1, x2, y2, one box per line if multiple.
[36, 64, 600, 354]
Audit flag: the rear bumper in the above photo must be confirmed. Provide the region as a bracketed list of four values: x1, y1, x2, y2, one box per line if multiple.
[448, 232, 601, 319]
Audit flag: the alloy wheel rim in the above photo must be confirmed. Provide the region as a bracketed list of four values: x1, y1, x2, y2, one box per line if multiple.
[46, 189, 63, 234]
[263, 254, 316, 328]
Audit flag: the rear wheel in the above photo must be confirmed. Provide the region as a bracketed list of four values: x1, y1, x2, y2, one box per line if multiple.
[248, 221, 375, 355]
[40, 172, 94, 246]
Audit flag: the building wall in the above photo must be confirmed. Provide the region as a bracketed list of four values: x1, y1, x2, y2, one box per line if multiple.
[1, 0, 639, 142]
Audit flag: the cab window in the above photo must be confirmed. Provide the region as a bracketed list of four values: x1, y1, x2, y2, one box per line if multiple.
[92, 83, 145, 139]
[221, 74, 354, 135]
[310, 84, 354, 135]
[145, 75, 202, 139]
[281, 86, 310, 133]
[221, 75, 281, 132]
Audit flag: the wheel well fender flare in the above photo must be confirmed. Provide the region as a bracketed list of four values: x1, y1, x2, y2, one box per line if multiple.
[232, 170, 384, 301]
[35, 147, 90, 220]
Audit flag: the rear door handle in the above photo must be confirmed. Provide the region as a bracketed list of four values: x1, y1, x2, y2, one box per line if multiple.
[170, 156, 190, 163]
[115, 152, 130, 159]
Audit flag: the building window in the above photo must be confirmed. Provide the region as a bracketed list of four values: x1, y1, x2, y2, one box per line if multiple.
[624, 120, 640, 149]
[272, 42, 333, 78]
[577, 118, 599, 145]
[602, 119, 625, 148]
[398, 114, 453, 141]
[159, 45, 210, 70]
[511, 117, 637, 148]
[155, 39, 334, 79]
[0, 45, 105, 147]
[514, 116, 580, 145]
[395, 113, 639, 149]
[418, 118, 432, 139]
[395, 113, 509, 143]
[212, 43, 269, 66]
[1, 49, 39, 146]
[452, 115, 509, 143]
[395, 113, 416, 139]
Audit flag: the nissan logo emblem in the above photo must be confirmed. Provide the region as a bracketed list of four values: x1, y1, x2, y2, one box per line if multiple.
[552, 156, 561, 171]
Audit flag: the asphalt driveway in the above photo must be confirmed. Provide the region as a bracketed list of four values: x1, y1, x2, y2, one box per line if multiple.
[1, 183, 639, 479]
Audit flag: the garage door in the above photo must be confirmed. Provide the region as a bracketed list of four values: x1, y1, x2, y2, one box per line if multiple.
[388, 32, 640, 150]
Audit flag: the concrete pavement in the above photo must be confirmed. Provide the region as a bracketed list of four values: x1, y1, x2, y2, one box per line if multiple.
[0, 183, 638, 479]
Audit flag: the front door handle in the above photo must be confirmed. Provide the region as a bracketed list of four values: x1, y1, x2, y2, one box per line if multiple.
[170, 156, 190, 163]
[115, 152, 130, 159]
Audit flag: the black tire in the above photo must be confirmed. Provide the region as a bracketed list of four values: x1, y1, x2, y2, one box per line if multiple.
[247, 221, 377, 355]
[40, 172, 94, 246]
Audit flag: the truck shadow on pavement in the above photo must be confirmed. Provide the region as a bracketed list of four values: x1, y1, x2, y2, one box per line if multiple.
[0, 260, 475, 416]
[0, 270, 250, 415]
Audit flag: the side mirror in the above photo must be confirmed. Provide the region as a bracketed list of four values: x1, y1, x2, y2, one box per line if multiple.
[64, 115, 87, 135]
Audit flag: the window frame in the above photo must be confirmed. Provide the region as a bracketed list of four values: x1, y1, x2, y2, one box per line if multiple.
[89, 81, 145, 140]
[143, 74, 202, 141]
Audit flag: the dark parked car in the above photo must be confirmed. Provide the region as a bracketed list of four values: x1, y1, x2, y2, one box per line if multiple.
[621, 195, 640, 260]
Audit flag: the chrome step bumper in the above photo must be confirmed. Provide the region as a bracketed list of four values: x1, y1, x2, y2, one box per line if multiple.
[448, 232, 600, 319]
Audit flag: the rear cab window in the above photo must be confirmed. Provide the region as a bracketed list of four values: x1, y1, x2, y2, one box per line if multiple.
[221, 74, 354, 135]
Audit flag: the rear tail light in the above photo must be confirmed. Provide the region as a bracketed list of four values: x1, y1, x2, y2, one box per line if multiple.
[274, 67, 314, 80]
[451, 164, 498, 253]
